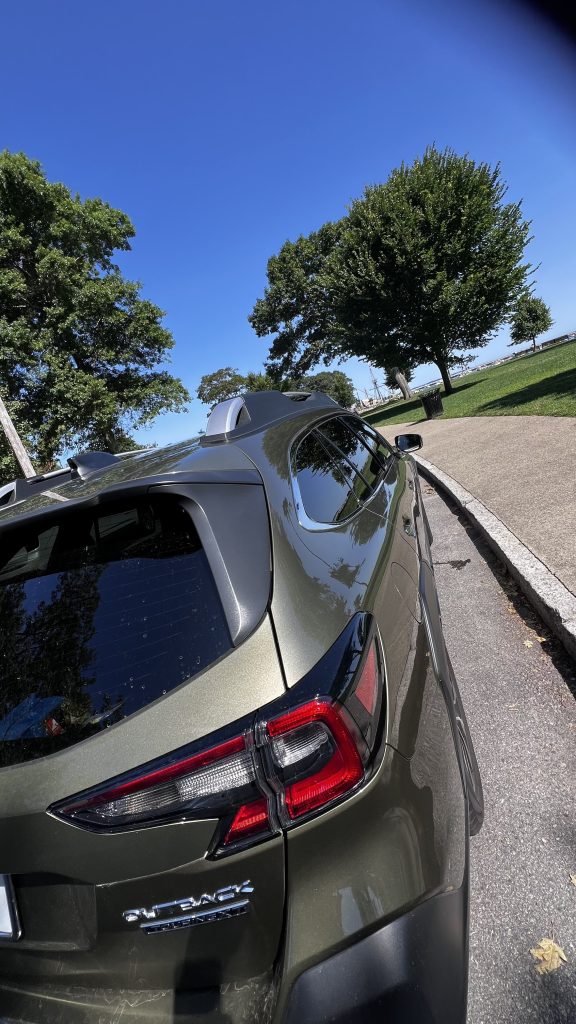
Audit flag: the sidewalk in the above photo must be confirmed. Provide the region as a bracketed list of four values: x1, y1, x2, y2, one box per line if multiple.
[379, 415, 576, 598]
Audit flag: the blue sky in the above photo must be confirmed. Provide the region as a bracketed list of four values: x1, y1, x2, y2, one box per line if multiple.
[2, 0, 575, 442]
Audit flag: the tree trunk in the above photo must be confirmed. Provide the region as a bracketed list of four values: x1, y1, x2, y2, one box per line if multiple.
[392, 367, 412, 400]
[435, 358, 453, 395]
[532, 337, 537, 352]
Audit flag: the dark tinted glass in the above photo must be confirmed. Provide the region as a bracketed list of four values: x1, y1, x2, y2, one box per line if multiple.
[318, 418, 385, 503]
[293, 431, 359, 524]
[0, 497, 231, 766]
[343, 417, 394, 469]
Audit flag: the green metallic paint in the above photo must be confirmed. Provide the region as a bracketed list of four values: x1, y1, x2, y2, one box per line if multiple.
[0, 404, 472, 1024]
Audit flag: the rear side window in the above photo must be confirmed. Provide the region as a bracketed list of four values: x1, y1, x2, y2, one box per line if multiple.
[343, 417, 395, 473]
[292, 430, 359, 525]
[0, 496, 231, 766]
[317, 417, 388, 503]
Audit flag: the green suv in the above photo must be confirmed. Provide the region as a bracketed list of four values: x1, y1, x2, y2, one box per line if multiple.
[0, 389, 482, 1023]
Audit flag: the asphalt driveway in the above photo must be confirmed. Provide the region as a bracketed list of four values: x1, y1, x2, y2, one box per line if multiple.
[381, 415, 576, 597]
[424, 481, 576, 1023]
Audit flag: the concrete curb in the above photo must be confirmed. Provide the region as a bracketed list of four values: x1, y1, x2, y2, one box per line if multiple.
[414, 454, 576, 661]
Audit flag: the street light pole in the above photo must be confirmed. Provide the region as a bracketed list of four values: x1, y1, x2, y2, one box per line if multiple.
[0, 395, 36, 478]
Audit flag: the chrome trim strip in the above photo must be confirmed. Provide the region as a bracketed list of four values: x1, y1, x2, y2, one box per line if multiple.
[0, 875, 22, 942]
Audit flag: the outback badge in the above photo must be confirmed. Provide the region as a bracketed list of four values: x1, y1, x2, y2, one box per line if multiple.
[122, 880, 254, 934]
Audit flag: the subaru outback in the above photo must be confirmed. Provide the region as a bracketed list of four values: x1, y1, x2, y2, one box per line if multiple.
[0, 389, 482, 1023]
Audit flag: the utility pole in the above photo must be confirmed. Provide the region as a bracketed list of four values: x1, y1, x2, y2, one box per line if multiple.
[0, 395, 36, 478]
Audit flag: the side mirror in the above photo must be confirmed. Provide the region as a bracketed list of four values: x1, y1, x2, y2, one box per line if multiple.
[395, 433, 423, 453]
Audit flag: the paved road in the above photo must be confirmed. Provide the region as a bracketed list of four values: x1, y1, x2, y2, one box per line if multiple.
[423, 480, 576, 1023]
[381, 415, 576, 596]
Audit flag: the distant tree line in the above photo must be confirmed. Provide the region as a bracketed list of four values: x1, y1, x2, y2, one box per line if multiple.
[197, 367, 356, 409]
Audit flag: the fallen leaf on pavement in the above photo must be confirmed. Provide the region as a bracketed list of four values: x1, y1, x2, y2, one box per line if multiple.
[524, 640, 533, 648]
[530, 938, 567, 974]
[570, 874, 576, 887]
[535, 636, 548, 643]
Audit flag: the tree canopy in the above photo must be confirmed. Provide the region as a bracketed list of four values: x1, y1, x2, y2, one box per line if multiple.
[509, 294, 553, 351]
[196, 366, 356, 409]
[250, 146, 533, 393]
[196, 366, 247, 407]
[249, 221, 344, 377]
[0, 151, 189, 479]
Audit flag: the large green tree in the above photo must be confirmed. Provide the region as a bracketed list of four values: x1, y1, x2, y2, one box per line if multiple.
[297, 370, 355, 407]
[250, 146, 533, 394]
[196, 366, 248, 407]
[249, 221, 344, 377]
[509, 294, 553, 352]
[0, 151, 189, 479]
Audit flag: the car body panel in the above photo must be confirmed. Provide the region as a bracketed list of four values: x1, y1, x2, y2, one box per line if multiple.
[235, 417, 430, 767]
[0, 393, 476, 1024]
[235, 416, 419, 692]
[0, 614, 286, 994]
[0, 438, 261, 527]
[274, 654, 467, 1017]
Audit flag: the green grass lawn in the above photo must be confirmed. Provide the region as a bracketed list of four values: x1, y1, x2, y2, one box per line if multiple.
[363, 340, 576, 428]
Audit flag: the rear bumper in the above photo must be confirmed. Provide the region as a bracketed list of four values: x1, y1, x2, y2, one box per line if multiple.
[282, 886, 468, 1024]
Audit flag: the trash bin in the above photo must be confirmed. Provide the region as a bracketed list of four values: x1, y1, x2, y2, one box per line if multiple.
[420, 389, 444, 419]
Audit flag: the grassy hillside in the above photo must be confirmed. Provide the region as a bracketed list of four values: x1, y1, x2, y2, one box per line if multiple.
[363, 341, 576, 428]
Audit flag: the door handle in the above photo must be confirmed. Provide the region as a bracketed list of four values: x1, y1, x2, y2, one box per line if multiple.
[402, 515, 416, 538]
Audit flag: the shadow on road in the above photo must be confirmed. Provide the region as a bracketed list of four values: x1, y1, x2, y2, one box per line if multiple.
[522, 966, 576, 1024]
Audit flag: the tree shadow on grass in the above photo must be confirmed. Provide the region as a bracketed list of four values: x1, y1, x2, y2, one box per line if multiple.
[363, 375, 486, 426]
[449, 376, 487, 395]
[363, 400, 421, 426]
[478, 367, 576, 413]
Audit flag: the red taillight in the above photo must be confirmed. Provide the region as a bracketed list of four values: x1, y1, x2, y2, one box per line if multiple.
[64, 735, 247, 816]
[266, 701, 363, 819]
[354, 644, 378, 717]
[224, 797, 270, 844]
[51, 618, 384, 856]
[54, 732, 271, 844]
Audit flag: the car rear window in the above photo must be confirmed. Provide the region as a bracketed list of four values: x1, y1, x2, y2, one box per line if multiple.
[292, 430, 359, 525]
[0, 496, 231, 766]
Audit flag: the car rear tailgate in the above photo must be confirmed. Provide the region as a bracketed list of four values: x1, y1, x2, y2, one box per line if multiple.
[0, 482, 287, 1019]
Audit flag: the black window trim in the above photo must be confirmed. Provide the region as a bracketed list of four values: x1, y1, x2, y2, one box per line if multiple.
[342, 416, 396, 474]
[315, 415, 393, 509]
[290, 414, 394, 530]
[290, 426, 363, 531]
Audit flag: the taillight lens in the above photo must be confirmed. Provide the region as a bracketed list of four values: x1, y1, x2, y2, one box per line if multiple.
[51, 615, 385, 855]
[267, 701, 363, 819]
[55, 734, 271, 841]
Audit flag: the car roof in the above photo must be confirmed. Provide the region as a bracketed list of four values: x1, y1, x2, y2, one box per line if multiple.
[0, 390, 342, 528]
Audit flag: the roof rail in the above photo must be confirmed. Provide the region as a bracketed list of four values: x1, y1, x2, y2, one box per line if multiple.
[0, 449, 124, 509]
[0, 467, 71, 510]
[204, 390, 339, 440]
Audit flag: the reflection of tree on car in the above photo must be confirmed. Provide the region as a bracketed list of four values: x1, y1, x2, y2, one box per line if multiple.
[0, 496, 227, 767]
[0, 566, 108, 765]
